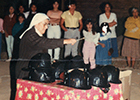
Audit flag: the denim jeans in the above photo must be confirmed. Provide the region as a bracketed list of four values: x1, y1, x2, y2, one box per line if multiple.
[5, 35, 14, 58]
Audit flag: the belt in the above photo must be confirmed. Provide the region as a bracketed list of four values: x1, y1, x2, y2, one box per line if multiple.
[49, 23, 59, 26]
[66, 27, 79, 30]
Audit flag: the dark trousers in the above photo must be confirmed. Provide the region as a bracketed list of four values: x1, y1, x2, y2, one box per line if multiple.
[10, 34, 21, 100]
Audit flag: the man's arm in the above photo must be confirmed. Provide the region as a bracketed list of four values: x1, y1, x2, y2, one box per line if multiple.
[79, 19, 83, 32]
[60, 18, 67, 32]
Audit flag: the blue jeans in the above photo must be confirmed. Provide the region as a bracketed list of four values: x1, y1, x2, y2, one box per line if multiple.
[0, 32, 2, 59]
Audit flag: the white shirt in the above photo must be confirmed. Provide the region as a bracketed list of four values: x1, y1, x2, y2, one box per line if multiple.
[99, 12, 117, 38]
[83, 30, 100, 45]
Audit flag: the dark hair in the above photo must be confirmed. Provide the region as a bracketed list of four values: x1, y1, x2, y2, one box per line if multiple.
[100, 2, 113, 13]
[84, 19, 95, 35]
[52, 0, 60, 4]
[67, 0, 77, 7]
[100, 22, 111, 33]
[17, 4, 25, 12]
[17, 13, 25, 19]
[30, 3, 37, 10]
[8, 5, 15, 14]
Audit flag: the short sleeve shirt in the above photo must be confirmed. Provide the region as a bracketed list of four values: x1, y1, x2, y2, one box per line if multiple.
[61, 10, 82, 28]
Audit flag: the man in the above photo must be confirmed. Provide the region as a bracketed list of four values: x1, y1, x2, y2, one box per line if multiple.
[122, 7, 140, 69]
[60, 0, 83, 58]
[16, 13, 76, 79]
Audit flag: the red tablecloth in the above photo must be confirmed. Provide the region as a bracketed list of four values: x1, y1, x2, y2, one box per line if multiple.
[15, 79, 124, 100]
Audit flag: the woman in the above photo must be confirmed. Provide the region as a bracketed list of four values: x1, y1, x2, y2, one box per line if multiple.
[24, 3, 37, 28]
[16, 13, 77, 79]
[47, 0, 63, 62]
[99, 2, 118, 58]
[3, 5, 16, 61]
[17, 4, 25, 15]
[122, 8, 140, 69]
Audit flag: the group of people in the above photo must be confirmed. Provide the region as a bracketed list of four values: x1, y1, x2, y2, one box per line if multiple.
[0, 1, 118, 66]
[0, 0, 139, 100]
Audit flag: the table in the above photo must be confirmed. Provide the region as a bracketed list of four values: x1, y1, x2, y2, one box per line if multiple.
[15, 79, 124, 100]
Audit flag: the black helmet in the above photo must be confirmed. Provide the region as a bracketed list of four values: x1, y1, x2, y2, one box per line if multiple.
[97, 65, 122, 84]
[28, 68, 55, 83]
[52, 61, 66, 79]
[58, 69, 91, 90]
[88, 68, 110, 93]
[88, 69, 110, 88]
[28, 53, 51, 69]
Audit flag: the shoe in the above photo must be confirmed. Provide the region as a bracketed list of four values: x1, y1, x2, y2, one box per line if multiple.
[6, 57, 12, 62]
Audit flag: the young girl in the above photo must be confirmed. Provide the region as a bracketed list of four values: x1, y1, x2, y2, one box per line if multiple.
[82, 19, 105, 69]
[96, 22, 112, 66]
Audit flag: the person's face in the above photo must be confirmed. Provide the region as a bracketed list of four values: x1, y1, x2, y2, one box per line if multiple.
[9, 6, 14, 14]
[19, 6, 24, 13]
[31, 5, 37, 12]
[53, 2, 59, 9]
[105, 4, 111, 12]
[18, 16, 24, 23]
[36, 19, 49, 34]
[132, 9, 139, 18]
[69, 4, 76, 11]
[86, 22, 92, 31]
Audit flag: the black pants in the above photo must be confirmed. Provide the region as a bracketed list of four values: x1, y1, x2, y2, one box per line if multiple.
[10, 61, 17, 100]
[10, 34, 21, 100]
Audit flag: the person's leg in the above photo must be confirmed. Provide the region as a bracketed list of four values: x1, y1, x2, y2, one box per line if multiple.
[132, 57, 135, 68]
[89, 43, 96, 69]
[54, 26, 61, 60]
[10, 36, 14, 56]
[72, 29, 80, 57]
[82, 41, 90, 65]
[64, 29, 72, 58]
[0, 32, 2, 59]
[10, 62, 17, 100]
[5, 36, 11, 59]
[47, 26, 54, 59]
[127, 56, 131, 67]
[111, 38, 119, 57]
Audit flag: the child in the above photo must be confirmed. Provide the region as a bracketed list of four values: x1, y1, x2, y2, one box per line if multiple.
[12, 13, 25, 37]
[82, 19, 105, 69]
[96, 22, 112, 66]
